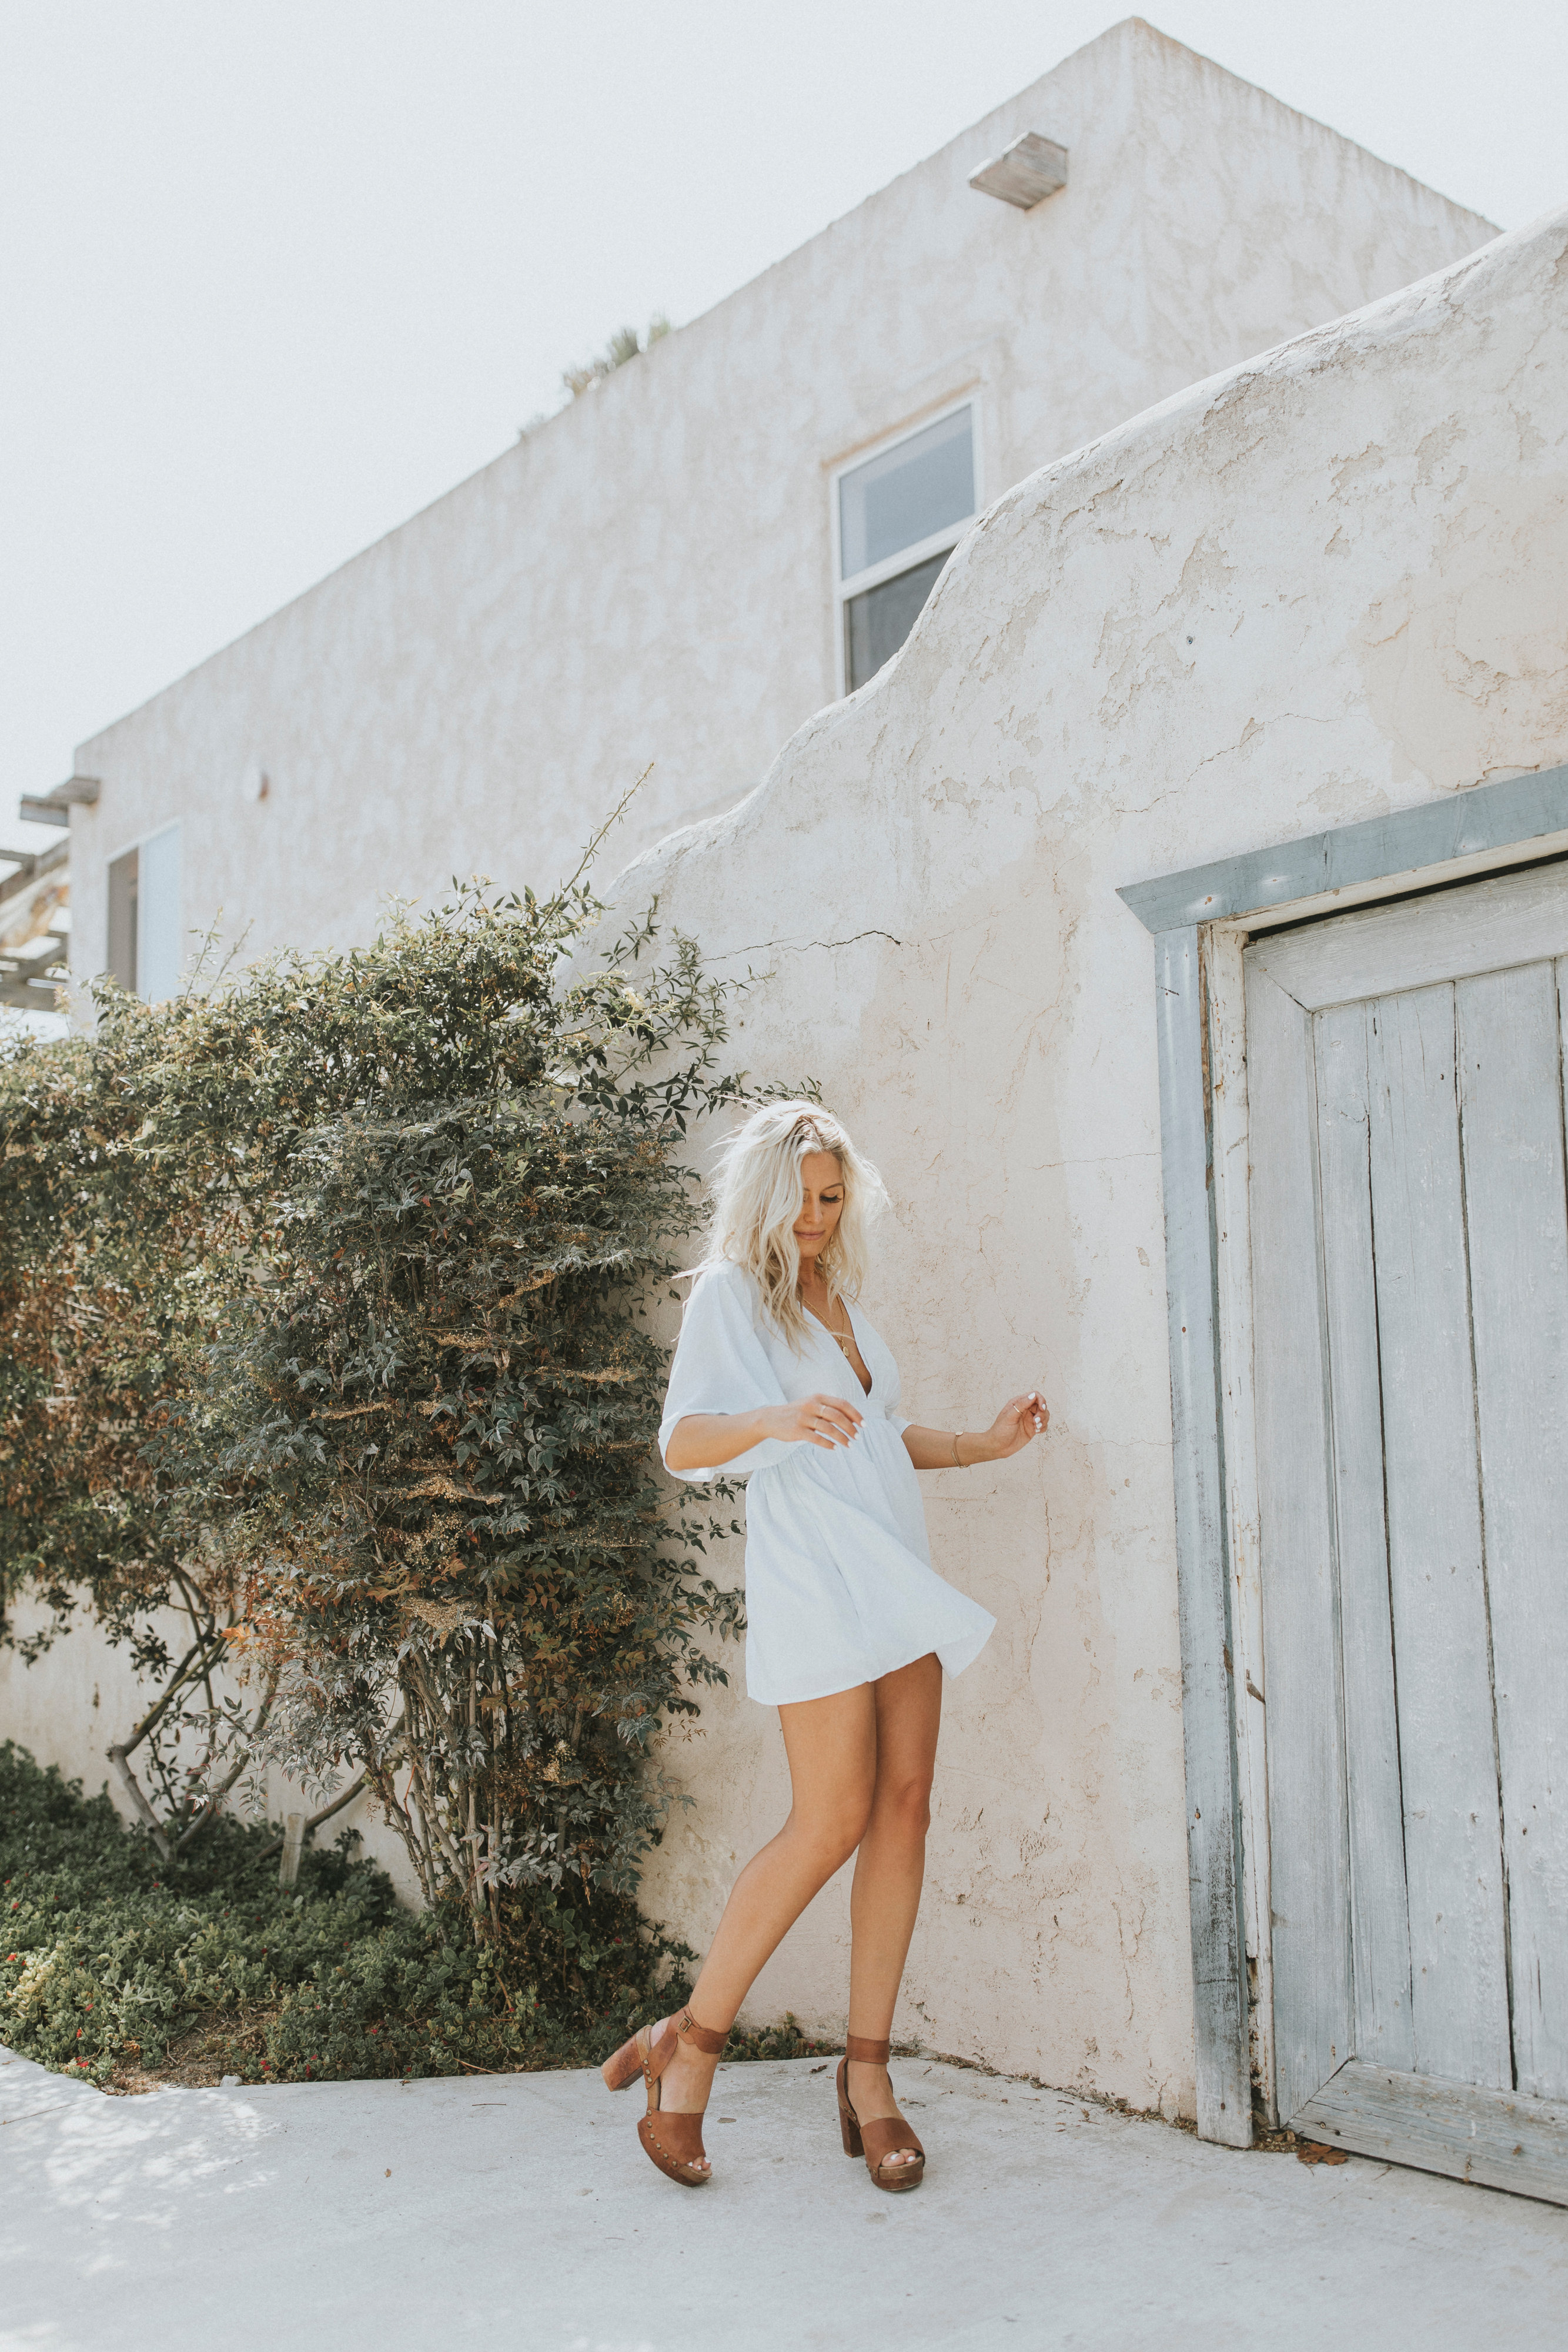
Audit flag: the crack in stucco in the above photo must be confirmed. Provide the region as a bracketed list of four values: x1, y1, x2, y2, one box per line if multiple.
[707, 928, 903, 962]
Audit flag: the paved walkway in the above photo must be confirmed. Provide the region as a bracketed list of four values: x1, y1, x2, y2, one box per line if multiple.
[4, 2042, 1564, 2350]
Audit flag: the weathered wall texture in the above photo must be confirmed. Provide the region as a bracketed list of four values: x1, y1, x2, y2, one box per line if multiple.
[618, 207, 1568, 2114]
[6, 44, 1556, 2120]
[64, 19, 1492, 992]
[0, 1589, 426, 1904]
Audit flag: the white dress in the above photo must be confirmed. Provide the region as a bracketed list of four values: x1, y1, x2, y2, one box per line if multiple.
[658, 1261, 997, 1706]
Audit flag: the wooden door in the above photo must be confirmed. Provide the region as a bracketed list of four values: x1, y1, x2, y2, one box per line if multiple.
[1246, 862, 1568, 2202]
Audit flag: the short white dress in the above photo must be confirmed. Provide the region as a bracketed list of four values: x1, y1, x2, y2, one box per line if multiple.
[658, 1261, 997, 1706]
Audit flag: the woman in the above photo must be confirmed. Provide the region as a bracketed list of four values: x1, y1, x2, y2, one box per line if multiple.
[601, 1102, 1047, 2192]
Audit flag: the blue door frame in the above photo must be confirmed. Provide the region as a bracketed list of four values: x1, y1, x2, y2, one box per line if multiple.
[1118, 763, 1568, 2146]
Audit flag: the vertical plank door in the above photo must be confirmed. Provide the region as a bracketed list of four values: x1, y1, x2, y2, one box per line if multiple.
[1312, 1001, 1413, 2071]
[1243, 863, 1568, 2202]
[1459, 961, 1568, 2102]
[1363, 983, 1512, 2090]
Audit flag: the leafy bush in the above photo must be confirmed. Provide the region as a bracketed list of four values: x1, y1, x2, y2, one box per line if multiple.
[136, 883, 750, 1932]
[0, 847, 761, 1997]
[0, 1028, 209, 1655]
[0, 1745, 830, 2087]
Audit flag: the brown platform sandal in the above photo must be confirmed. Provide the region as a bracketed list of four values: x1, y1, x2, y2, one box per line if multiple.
[836, 2033, 925, 2193]
[600, 2006, 729, 2187]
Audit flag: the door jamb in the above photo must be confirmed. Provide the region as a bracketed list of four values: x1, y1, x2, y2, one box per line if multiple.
[1118, 764, 1568, 2145]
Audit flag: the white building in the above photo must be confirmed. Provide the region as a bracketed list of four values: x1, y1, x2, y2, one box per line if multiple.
[609, 197, 1568, 2196]
[13, 23, 1566, 2205]
[22, 19, 1492, 997]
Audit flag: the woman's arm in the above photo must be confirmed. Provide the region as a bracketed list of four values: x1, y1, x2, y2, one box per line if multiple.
[901, 1391, 1047, 1471]
[664, 1391, 865, 1474]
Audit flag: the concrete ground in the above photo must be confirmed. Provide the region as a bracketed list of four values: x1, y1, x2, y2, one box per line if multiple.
[4, 2043, 1564, 2352]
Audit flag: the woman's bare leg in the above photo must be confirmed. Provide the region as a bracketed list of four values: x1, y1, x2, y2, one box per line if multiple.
[648, 1682, 878, 2160]
[844, 1652, 942, 2167]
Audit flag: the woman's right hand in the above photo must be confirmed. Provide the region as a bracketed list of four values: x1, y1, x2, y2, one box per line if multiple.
[768, 1392, 864, 1451]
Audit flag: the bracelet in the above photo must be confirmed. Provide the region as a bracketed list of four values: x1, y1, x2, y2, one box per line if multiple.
[950, 1431, 968, 1468]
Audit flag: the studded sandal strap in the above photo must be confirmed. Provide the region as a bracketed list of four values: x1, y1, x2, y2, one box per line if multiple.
[861, 2114, 924, 2169]
[844, 2033, 892, 2064]
[643, 2006, 728, 2084]
[641, 2107, 710, 2166]
[674, 2006, 729, 2056]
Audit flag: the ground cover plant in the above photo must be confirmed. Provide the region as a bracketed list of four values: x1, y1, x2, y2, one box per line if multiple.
[0, 823, 796, 2068]
[0, 1744, 828, 2087]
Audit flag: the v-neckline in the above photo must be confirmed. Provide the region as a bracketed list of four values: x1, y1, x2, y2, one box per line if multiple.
[804, 1299, 873, 1398]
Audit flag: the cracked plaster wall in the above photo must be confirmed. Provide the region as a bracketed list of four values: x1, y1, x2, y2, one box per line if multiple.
[2, 35, 1536, 2114]
[620, 206, 1568, 2116]
[61, 19, 1491, 1004]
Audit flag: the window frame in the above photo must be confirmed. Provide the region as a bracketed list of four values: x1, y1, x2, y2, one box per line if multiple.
[104, 818, 182, 1000]
[830, 393, 982, 699]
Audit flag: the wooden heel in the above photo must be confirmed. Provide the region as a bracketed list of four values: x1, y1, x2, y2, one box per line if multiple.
[600, 2029, 645, 2092]
[600, 2009, 728, 2187]
[837, 2038, 925, 2193]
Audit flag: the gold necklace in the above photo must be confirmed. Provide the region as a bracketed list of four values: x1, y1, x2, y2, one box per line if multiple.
[804, 1287, 855, 1358]
[821, 1303, 858, 1362]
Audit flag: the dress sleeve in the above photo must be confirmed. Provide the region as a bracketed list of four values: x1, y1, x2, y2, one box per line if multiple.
[658, 1267, 798, 1482]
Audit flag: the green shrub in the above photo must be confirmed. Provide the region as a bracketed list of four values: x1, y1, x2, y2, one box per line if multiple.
[136, 882, 751, 1931]
[1, 856, 762, 1984]
[0, 1030, 206, 1656]
[0, 1744, 831, 2086]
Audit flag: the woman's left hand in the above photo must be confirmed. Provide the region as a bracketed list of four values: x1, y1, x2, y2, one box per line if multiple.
[985, 1391, 1049, 1460]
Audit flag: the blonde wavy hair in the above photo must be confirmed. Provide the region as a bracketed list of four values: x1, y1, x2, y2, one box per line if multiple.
[698, 1100, 887, 1342]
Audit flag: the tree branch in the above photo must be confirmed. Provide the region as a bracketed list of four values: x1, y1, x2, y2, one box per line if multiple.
[106, 1743, 173, 1865]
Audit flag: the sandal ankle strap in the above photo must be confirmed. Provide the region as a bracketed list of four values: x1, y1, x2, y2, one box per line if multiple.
[844, 2033, 891, 2064]
[642, 2006, 729, 2084]
[673, 2006, 729, 2056]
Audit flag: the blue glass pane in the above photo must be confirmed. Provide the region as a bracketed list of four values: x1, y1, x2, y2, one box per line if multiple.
[839, 408, 973, 580]
[844, 549, 950, 691]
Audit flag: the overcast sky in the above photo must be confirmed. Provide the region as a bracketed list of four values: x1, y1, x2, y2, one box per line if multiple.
[3, 0, 1564, 854]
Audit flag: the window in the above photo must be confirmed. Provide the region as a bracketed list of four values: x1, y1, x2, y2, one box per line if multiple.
[106, 848, 138, 993]
[835, 404, 977, 693]
[106, 823, 182, 1000]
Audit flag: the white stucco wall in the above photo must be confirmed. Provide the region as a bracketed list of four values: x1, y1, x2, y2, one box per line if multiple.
[6, 39, 1554, 2119]
[0, 1591, 426, 1905]
[607, 205, 1568, 2114]
[63, 19, 1493, 998]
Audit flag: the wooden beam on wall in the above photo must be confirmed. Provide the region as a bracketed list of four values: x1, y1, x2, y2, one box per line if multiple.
[1119, 764, 1568, 936]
